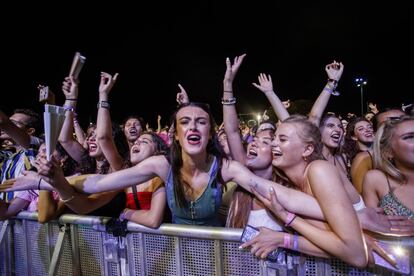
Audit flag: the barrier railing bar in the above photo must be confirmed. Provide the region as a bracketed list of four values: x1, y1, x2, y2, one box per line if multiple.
[22, 219, 31, 276]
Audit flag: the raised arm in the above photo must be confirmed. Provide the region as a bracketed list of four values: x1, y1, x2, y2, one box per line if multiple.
[58, 76, 86, 162]
[222, 54, 247, 163]
[96, 72, 124, 171]
[176, 84, 189, 105]
[308, 61, 344, 126]
[252, 74, 289, 121]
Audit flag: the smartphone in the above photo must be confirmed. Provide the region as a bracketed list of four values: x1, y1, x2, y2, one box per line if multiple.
[240, 224, 281, 262]
[373, 242, 410, 275]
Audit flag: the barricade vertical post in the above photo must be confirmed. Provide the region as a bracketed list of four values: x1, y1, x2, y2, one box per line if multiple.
[175, 236, 182, 276]
[70, 224, 81, 276]
[0, 220, 9, 247]
[214, 240, 223, 275]
[48, 224, 68, 276]
[22, 219, 31, 276]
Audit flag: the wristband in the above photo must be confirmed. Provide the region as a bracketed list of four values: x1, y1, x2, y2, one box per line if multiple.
[283, 233, 291, 249]
[293, 234, 299, 251]
[285, 212, 297, 227]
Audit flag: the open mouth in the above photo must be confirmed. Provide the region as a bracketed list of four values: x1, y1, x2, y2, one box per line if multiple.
[272, 149, 282, 158]
[330, 132, 341, 142]
[187, 134, 201, 145]
[131, 146, 140, 153]
[88, 143, 97, 152]
[247, 148, 258, 158]
[129, 128, 138, 136]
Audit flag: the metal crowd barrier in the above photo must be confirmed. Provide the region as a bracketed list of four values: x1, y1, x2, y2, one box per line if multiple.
[0, 211, 413, 275]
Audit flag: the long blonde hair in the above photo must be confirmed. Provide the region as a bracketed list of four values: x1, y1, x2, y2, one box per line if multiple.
[373, 115, 414, 184]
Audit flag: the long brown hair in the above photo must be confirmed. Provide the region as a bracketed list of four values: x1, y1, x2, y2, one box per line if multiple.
[168, 102, 227, 208]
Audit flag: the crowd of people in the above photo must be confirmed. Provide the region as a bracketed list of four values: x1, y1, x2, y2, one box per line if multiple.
[1, 54, 413, 270]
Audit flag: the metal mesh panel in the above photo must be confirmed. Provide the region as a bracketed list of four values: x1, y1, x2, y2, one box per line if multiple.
[130, 233, 144, 274]
[0, 221, 9, 276]
[108, 261, 121, 276]
[304, 256, 322, 276]
[144, 233, 176, 276]
[181, 237, 216, 276]
[328, 258, 374, 275]
[13, 220, 27, 276]
[221, 241, 260, 276]
[50, 223, 74, 276]
[77, 225, 103, 276]
[26, 220, 50, 275]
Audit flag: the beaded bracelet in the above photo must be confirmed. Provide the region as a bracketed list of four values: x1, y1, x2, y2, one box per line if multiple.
[222, 97, 236, 105]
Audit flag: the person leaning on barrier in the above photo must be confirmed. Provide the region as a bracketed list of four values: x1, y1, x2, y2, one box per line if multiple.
[363, 115, 414, 219]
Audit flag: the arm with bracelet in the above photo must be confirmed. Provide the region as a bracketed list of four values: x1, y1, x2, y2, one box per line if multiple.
[222, 54, 247, 163]
[58, 76, 86, 163]
[308, 61, 344, 126]
[96, 72, 124, 172]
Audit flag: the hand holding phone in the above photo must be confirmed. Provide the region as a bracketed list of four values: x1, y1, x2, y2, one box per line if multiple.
[240, 224, 281, 262]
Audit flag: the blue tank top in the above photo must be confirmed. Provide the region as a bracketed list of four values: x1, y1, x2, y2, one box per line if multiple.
[166, 156, 222, 226]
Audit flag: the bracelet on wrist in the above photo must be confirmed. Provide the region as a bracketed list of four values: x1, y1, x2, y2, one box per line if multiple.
[222, 97, 236, 105]
[223, 90, 233, 93]
[284, 212, 297, 227]
[66, 98, 77, 101]
[37, 178, 43, 190]
[97, 101, 110, 109]
[61, 195, 75, 203]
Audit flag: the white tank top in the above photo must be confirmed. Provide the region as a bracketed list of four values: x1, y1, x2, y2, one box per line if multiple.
[247, 209, 283, 231]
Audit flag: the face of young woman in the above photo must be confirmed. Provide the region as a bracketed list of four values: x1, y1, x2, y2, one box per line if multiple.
[218, 132, 230, 157]
[124, 118, 142, 142]
[271, 123, 307, 169]
[391, 120, 414, 167]
[130, 134, 157, 165]
[320, 117, 343, 149]
[86, 127, 103, 158]
[353, 121, 374, 144]
[175, 106, 211, 156]
[246, 130, 273, 170]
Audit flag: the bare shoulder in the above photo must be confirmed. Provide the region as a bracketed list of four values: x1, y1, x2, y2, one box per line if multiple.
[353, 151, 372, 165]
[364, 169, 386, 182]
[307, 159, 335, 174]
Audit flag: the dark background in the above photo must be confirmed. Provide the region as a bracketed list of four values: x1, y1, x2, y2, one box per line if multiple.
[1, 3, 412, 129]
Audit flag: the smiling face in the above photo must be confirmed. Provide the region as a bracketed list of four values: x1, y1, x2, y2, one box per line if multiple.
[246, 130, 273, 170]
[124, 118, 142, 142]
[390, 120, 414, 168]
[271, 123, 308, 169]
[352, 120, 374, 144]
[130, 133, 158, 165]
[85, 126, 103, 158]
[320, 116, 344, 150]
[174, 105, 211, 156]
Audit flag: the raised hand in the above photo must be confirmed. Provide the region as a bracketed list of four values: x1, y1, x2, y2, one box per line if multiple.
[62, 76, 79, 100]
[282, 99, 291, 109]
[37, 155, 65, 188]
[325, 60, 344, 82]
[252, 73, 274, 94]
[223, 54, 246, 87]
[99, 72, 119, 95]
[176, 83, 189, 105]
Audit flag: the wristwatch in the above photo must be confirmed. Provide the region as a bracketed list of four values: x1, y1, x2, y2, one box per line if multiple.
[97, 101, 110, 109]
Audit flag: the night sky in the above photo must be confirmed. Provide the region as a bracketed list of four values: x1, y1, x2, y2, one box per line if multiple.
[1, 3, 412, 129]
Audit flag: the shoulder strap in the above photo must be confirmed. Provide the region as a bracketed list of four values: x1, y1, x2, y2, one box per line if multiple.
[385, 175, 393, 192]
[131, 185, 141, 210]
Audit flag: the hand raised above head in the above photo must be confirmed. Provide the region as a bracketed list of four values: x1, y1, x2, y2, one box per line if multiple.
[62, 76, 79, 100]
[252, 73, 274, 94]
[176, 83, 189, 105]
[325, 60, 344, 82]
[99, 72, 119, 95]
[223, 54, 246, 87]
